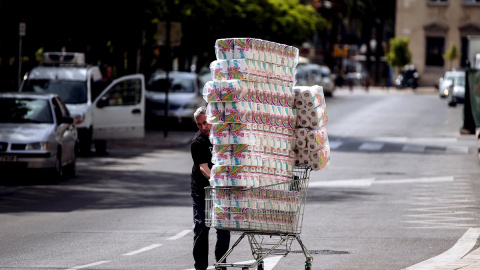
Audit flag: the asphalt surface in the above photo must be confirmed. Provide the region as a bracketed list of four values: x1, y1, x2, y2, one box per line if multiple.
[108, 86, 441, 150]
[105, 85, 480, 270]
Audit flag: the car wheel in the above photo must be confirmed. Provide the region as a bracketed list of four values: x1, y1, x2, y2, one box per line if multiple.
[448, 96, 457, 107]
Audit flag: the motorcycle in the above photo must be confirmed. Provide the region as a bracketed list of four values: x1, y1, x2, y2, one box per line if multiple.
[395, 65, 419, 89]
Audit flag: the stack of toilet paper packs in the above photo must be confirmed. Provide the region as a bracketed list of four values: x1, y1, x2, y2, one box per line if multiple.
[293, 85, 330, 171]
[203, 38, 330, 231]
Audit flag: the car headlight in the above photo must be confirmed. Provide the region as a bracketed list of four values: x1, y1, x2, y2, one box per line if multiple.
[443, 88, 449, 96]
[453, 86, 461, 93]
[26, 142, 50, 150]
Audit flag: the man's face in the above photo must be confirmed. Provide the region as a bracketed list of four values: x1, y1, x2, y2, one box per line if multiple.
[195, 114, 211, 136]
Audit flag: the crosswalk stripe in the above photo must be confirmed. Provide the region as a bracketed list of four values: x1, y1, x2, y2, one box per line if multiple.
[328, 141, 343, 149]
[402, 144, 426, 152]
[358, 142, 384, 151]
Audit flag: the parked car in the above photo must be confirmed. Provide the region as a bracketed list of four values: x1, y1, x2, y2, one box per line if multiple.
[295, 63, 335, 96]
[438, 70, 457, 98]
[145, 71, 206, 127]
[19, 52, 146, 155]
[0, 92, 78, 183]
[447, 70, 466, 107]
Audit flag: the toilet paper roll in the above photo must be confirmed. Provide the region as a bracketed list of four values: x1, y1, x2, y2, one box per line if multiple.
[252, 39, 263, 62]
[210, 60, 228, 80]
[306, 127, 328, 151]
[227, 58, 252, 80]
[301, 85, 326, 109]
[206, 102, 225, 124]
[224, 102, 245, 123]
[295, 137, 306, 149]
[233, 37, 254, 59]
[309, 106, 328, 127]
[210, 123, 231, 145]
[230, 123, 253, 144]
[210, 164, 229, 186]
[310, 143, 331, 171]
[221, 80, 247, 102]
[297, 108, 309, 117]
[229, 165, 250, 187]
[212, 144, 232, 165]
[297, 115, 309, 128]
[202, 81, 222, 102]
[215, 38, 235, 60]
[231, 144, 255, 166]
[295, 128, 308, 139]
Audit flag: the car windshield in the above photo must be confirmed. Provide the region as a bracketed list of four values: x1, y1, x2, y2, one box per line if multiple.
[456, 76, 465, 86]
[0, 97, 53, 124]
[147, 75, 195, 94]
[22, 79, 88, 104]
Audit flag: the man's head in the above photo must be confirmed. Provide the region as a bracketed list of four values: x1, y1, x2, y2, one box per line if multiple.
[194, 106, 211, 137]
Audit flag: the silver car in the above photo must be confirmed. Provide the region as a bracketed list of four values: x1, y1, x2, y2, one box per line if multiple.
[447, 71, 466, 107]
[145, 71, 206, 126]
[295, 63, 335, 96]
[0, 92, 78, 183]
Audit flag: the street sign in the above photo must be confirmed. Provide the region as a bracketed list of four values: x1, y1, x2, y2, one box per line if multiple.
[157, 22, 181, 47]
[19, 22, 26, 36]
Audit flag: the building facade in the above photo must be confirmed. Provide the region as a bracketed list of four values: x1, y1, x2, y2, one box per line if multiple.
[396, 0, 480, 86]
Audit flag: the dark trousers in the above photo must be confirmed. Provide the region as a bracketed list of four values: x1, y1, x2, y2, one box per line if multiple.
[192, 195, 230, 270]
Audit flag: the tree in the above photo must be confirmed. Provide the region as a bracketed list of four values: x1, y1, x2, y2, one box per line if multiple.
[149, 0, 327, 72]
[443, 44, 460, 71]
[386, 36, 411, 73]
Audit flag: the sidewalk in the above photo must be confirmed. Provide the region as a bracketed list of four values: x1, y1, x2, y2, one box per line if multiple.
[108, 130, 195, 149]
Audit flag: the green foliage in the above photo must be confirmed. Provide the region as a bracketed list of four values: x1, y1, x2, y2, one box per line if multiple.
[443, 44, 459, 60]
[152, 0, 326, 47]
[443, 44, 460, 70]
[386, 37, 412, 68]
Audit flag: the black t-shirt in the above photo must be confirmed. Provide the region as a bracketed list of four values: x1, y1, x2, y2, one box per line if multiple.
[190, 130, 213, 198]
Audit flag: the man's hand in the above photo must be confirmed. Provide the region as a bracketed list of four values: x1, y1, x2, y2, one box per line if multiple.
[199, 163, 211, 179]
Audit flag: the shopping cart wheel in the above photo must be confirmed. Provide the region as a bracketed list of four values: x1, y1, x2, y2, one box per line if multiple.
[305, 262, 312, 270]
[257, 261, 264, 270]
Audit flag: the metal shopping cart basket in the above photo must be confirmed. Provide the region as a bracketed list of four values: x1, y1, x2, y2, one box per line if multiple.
[205, 166, 313, 270]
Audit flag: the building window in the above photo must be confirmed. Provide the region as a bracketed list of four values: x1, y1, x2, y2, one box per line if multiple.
[427, 0, 448, 3]
[425, 37, 445, 66]
[464, 0, 480, 3]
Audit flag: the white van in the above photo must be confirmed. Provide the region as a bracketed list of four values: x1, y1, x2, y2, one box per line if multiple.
[19, 52, 146, 155]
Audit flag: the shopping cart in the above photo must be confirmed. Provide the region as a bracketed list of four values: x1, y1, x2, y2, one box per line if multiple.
[205, 166, 313, 270]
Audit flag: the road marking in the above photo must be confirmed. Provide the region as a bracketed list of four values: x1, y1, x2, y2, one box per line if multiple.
[404, 227, 480, 270]
[375, 176, 454, 184]
[65, 261, 110, 270]
[446, 146, 469, 154]
[167, 229, 191, 240]
[359, 142, 384, 151]
[184, 255, 283, 270]
[309, 178, 375, 188]
[402, 144, 426, 153]
[328, 141, 343, 149]
[123, 244, 162, 256]
[308, 176, 454, 188]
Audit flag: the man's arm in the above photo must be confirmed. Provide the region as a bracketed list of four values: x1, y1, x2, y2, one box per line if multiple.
[199, 163, 211, 179]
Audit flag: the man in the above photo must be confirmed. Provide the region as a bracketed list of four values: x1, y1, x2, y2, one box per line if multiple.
[93, 64, 114, 156]
[190, 106, 230, 270]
